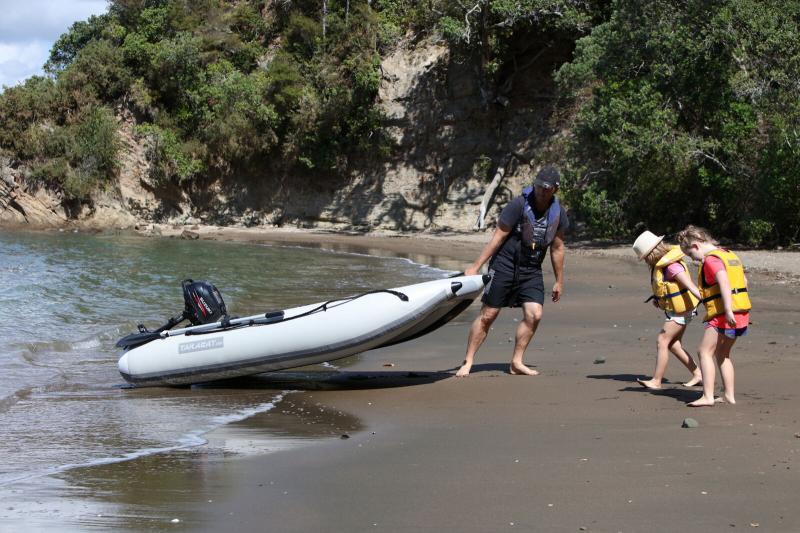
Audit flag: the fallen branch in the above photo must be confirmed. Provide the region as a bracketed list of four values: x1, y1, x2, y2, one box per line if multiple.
[474, 157, 508, 230]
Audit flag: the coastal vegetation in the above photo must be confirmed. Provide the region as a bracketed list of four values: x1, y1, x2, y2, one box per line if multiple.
[0, 0, 798, 245]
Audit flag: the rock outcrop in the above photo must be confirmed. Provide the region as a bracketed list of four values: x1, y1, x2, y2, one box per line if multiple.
[1, 37, 563, 233]
[0, 159, 68, 227]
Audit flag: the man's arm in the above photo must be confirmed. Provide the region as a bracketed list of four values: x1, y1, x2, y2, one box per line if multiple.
[465, 223, 512, 276]
[550, 230, 566, 302]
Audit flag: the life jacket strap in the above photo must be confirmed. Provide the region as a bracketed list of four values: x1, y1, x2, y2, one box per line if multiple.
[660, 288, 689, 300]
[701, 287, 747, 304]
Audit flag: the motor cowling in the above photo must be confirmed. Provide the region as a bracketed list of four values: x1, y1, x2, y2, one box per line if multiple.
[182, 279, 227, 325]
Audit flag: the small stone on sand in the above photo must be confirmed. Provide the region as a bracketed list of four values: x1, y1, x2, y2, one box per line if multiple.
[593, 357, 606, 364]
[341, 434, 350, 439]
[682, 418, 699, 428]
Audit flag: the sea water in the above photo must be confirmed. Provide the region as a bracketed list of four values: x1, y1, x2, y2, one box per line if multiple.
[0, 229, 453, 529]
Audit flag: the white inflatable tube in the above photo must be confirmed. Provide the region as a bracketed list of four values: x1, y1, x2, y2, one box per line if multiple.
[118, 275, 485, 386]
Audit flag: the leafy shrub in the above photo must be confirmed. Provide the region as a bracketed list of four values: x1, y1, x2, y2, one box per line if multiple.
[137, 123, 204, 185]
[73, 106, 120, 182]
[740, 219, 774, 247]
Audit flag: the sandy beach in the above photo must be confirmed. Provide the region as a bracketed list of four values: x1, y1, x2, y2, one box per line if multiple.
[187, 229, 800, 532]
[17, 226, 800, 532]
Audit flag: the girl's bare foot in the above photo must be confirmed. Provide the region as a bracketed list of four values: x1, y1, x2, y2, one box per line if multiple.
[683, 374, 703, 387]
[723, 393, 736, 405]
[688, 396, 716, 407]
[509, 362, 539, 376]
[636, 378, 662, 390]
[455, 361, 472, 377]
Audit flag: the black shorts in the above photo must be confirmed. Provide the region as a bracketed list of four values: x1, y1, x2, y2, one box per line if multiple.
[482, 267, 544, 308]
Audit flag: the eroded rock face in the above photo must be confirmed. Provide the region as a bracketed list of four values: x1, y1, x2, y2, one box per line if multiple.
[0, 159, 68, 227]
[2, 38, 553, 233]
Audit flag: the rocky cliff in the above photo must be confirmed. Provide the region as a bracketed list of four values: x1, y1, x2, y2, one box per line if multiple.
[1, 38, 567, 233]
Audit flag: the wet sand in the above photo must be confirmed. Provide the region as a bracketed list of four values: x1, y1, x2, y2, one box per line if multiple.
[18, 227, 800, 531]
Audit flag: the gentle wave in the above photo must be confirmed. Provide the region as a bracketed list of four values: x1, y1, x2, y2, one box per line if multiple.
[0, 387, 33, 415]
[0, 391, 291, 486]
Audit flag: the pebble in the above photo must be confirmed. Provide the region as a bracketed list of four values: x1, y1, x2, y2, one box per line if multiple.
[593, 357, 606, 364]
[171, 518, 180, 523]
[341, 434, 350, 439]
[682, 418, 699, 428]
[383, 362, 395, 367]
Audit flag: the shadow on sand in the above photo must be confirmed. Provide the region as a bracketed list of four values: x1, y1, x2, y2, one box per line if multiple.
[193, 369, 455, 391]
[194, 362, 523, 391]
[587, 373, 701, 403]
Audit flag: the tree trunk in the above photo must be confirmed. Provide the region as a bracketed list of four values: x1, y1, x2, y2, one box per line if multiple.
[322, 0, 328, 39]
[474, 158, 508, 230]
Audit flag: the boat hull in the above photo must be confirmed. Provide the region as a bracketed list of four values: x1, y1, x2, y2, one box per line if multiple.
[118, 275, 485, 386]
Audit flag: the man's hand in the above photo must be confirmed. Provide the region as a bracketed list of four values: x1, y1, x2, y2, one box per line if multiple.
[552, 281, 562, 302]
[465, 266, 479, 276]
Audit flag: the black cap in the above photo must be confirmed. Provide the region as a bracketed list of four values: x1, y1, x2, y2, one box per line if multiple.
[533, 166, 560, 189]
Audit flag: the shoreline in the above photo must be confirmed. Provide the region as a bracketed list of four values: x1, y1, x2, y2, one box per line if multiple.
[3, 224, 800, 531]
[9, 222, 800, 281]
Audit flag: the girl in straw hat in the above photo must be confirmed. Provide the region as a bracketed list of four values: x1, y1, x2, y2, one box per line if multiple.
[632, 230, 703, 390]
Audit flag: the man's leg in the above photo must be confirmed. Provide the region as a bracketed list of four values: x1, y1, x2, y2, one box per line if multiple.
[456, 304, 501, 377]
[509, 301, 543, 375]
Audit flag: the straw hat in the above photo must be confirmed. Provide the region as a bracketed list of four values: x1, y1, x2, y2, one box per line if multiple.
[632, 230, 664, 259]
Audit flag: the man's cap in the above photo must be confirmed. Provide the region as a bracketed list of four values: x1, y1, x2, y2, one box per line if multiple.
[533, 166, 560, 189]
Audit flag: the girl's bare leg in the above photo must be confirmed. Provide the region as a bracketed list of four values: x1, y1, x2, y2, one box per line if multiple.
[715, 336, 737, 404]
[669, 337, 702, 386]
[689, 327, 723, 407]
[638, 320, 688, 389]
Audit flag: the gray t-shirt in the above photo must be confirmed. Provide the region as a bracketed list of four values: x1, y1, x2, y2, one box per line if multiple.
[490, 195, 569, 275]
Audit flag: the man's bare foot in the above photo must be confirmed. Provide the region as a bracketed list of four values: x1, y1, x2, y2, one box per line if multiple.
[509, 362, 539, 376]
[688, 396, 716, 407]
[455, 362, 472, 378]
[636, 378, 662, 390]
[683, 374, 702, 387]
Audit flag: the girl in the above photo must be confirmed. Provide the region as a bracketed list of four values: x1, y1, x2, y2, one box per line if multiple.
[632, 231, 703, 390]
[676, 225, 751, 407]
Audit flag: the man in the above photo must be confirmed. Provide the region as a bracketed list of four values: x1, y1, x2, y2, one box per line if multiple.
[457, 165, 568, 377]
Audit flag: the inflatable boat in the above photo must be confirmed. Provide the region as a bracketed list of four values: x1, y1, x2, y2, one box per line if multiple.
[116, 274, 487, 386]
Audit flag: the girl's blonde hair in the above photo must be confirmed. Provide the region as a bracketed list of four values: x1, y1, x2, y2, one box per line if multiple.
[676, 225, 718, 253]
[643, 241, 672, 268]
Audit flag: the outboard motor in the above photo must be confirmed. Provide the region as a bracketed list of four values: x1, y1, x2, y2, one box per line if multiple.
[182, 279, 227, 325]
[116, 279, 228, 350]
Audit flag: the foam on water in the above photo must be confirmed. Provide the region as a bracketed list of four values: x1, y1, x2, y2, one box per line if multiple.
[0, 392, 289, 486]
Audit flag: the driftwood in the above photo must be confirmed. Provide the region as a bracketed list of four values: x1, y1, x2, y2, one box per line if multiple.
[474, 157, 508, 230]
